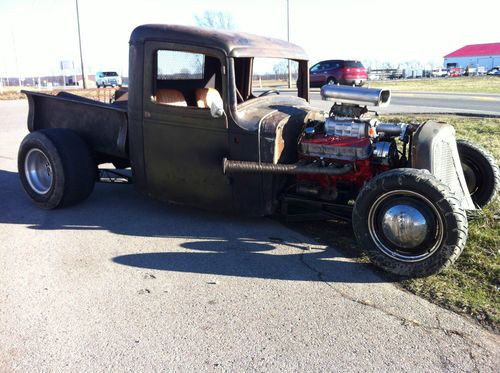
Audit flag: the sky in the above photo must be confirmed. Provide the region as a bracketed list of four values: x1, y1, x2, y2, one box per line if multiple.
[0, 0, 499, 78]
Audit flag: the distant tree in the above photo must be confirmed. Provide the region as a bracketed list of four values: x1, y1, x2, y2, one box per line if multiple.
[195, 10, 235, 30]
[380, 61, 393, 69]
[273, 61, 288, 80]
[272, 60, 298, 80]
[179, 68, 191, 79]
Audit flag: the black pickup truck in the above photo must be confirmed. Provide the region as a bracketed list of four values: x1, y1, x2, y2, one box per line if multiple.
[19, 24, 498, 277]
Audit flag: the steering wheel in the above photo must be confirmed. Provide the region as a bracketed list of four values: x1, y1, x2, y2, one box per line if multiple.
[258, 89, 280, 97]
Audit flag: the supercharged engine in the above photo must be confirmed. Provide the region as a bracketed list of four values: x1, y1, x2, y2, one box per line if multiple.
[294, 85, 474, 209]
[222, 84, 493, 277]
[223, 84, 474, 210]
[295, 85, 410, 202]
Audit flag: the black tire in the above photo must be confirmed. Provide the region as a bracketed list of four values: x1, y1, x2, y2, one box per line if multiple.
[18, 129, 96, 209]
[352, 168, 468, 277]
[326, 77, 337, 85]
[457, 140, 499, 207]
[112, 159, 130, 169]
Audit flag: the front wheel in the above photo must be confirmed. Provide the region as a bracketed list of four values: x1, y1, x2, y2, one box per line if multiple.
[352, 168, 468, 277]
[457, 140, 499, 207]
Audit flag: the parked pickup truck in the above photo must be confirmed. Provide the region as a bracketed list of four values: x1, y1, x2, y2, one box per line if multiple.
[19, 24, 499, 277]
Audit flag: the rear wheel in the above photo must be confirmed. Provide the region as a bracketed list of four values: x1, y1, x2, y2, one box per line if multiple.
[18, 129, 96, 209]
[457, 140, 499, 207]
[352, 168, 467, 277]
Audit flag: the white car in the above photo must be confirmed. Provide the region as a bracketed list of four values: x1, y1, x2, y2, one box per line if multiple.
[431, 68, 448, 77]
[95, 71, 122, 88]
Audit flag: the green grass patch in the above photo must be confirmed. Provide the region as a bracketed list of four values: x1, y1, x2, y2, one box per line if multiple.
[367, 76, 500, 94]
[401, 200, 499, 327]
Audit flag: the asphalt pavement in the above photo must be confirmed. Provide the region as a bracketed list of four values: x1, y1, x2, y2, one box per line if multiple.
[1, 100, 499, 372]
[307, 89, 500, 116]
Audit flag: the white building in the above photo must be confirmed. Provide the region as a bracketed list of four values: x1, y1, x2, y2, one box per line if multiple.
[444, 43, 500, 70]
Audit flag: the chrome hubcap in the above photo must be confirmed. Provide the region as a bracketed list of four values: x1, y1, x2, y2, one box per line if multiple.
[368, 190, 444, 262]
[24, 148, 53, 194]
[381, 205, 428, 248]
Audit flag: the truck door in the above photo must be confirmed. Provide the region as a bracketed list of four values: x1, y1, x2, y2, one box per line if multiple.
[142, 44, 232, 210]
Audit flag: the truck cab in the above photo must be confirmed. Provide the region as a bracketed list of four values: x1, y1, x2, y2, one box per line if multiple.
[127, 24, 312, 215]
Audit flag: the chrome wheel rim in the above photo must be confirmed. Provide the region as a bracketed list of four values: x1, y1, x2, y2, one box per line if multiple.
[368, 190, 444, 262]
[24, 148, 53, 194]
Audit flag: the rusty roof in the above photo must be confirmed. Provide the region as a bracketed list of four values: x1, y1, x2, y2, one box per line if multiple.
[130, 24, 308, 60]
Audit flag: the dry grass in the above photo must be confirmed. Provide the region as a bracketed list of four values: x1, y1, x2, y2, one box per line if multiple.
[367, 76, 500, 93]
[0, 87, 119, 102]
[252, 79, 296, 88]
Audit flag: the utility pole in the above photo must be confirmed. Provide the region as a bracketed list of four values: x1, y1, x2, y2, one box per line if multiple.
[11, 33, 21, 87]
[75, 0, 86, 89]
[287, 0, 292, 88]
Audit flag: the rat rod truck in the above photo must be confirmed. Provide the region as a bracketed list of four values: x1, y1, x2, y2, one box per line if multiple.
[19, 24, 499, 277]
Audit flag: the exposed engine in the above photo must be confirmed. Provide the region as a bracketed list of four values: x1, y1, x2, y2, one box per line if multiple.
[295, 85, 413, 202]
[223, 84, 474, 210]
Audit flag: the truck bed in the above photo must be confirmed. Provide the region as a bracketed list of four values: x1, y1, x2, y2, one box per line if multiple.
[22, 90, 128, 160]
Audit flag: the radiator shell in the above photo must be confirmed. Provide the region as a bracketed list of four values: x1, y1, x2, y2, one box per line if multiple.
[411, 121, 475, 210]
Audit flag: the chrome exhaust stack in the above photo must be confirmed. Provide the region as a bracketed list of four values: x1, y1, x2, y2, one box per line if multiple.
[320, 85, 391, 107]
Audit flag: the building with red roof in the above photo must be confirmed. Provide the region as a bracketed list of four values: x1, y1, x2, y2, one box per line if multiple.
[443, 43, 500, 71]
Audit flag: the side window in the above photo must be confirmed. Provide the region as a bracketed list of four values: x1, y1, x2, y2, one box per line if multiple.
[152, 49, 223, 109]
[157, 50, 204, 80]
[310, 64, 322, 73]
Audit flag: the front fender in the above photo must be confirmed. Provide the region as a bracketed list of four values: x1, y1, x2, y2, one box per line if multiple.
[411, 120, 475, 210]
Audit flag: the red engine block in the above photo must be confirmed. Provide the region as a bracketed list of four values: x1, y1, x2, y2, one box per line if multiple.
[298, 135, 386, 191]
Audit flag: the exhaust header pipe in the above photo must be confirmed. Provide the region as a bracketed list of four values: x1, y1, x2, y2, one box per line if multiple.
[223, 158, 353, 176]
[320, 85, 391, 107]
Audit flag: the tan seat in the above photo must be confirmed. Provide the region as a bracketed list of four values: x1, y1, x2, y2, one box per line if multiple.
[195, 88, 222, 109]
[155, 88, 187, 106]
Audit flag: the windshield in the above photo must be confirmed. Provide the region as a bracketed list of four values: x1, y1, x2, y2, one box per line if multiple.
[233, 57, 306, 105]
[252, 57, 298, 91]
[103, 72, 119, 77]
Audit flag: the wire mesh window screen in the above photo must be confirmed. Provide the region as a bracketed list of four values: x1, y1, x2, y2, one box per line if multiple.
[157, 50, 205, 80]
